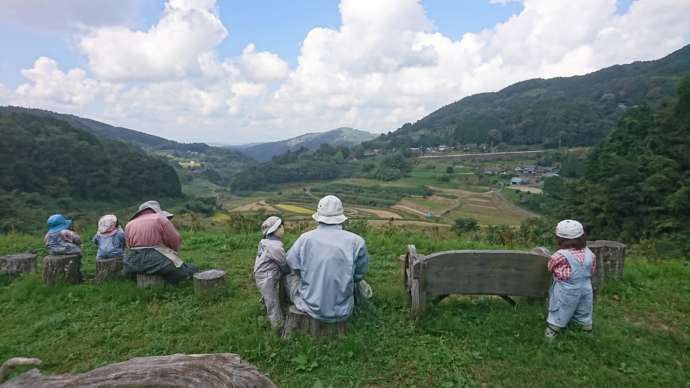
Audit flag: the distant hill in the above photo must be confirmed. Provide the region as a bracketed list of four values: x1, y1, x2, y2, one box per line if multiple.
[0, 106, 253, 183]
[0, 111, 181, 201]
[231, 127, 376, 161]
[367, 44, 690, 149]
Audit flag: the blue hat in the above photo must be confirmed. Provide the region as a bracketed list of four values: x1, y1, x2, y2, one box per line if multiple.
[47, 214, 72, 234]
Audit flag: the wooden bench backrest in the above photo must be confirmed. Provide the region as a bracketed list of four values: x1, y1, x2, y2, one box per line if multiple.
[419, 249, 551, 297]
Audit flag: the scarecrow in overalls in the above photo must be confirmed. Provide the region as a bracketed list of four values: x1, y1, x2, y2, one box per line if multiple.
[545, 219, 597, 340]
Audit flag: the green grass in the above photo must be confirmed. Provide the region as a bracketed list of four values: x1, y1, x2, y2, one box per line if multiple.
[2, 230, 688, 387]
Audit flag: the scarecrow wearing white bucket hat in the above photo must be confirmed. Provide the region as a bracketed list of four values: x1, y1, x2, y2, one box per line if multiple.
[253, 216, 289, 329]
[545, 219, 597, 340]
[284, 195, 370, 323]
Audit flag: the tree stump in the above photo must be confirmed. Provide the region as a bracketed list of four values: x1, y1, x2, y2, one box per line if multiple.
[42, 255, 81, 284]
[95, 257, 123, 283]
[1, 353, 276, 387]
[136, 274, 164, 288]
[193, 269, 226, 297]
[282, 305, 348, 338]
[588, 240, 626, 291]
[0, 254, 37, 277]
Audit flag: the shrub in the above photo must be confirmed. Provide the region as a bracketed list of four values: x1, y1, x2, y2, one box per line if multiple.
[453, 217, 479, 234]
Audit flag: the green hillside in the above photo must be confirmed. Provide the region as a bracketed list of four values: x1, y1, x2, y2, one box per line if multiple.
[367, 45, 690, 149]
[0, 112, 181, 201]
[0, 106, 253, 184]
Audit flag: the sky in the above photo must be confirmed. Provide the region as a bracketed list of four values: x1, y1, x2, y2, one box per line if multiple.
[0, 0, 688, 144]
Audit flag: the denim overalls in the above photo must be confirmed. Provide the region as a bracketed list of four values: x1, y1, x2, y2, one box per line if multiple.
[547, 248, 594, 328]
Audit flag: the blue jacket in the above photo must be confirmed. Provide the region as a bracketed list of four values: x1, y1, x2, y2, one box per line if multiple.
[92, 228, 126, 259]
[286, 224, 369, 322]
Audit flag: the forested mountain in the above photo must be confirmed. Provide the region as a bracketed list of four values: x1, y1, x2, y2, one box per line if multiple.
[231, 144, 410, 192]
[0, 106, 253, 183]
[563, 76, 690, 253]
[231, 127, 376, 161]
[367, 45, 690, 150]
[0, 112, 181, 200]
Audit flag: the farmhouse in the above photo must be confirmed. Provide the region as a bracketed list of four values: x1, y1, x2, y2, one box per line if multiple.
[511, 177, 529, 185]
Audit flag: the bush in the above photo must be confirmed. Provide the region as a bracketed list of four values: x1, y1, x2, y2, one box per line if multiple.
[453, 218, 479, 234]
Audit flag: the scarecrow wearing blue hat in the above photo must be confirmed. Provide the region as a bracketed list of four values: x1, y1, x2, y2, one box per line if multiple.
[44, 214, 82, 256]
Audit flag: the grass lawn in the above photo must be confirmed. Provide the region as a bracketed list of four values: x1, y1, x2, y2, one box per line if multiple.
[1, 230, 688, 387]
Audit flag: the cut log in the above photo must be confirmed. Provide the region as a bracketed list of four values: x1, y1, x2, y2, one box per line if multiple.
[193, 269, 227, 297]
[0, 358, 42, 384]
[282, 305, 348, 338]
[136, 274, 164, 288]
[41, 255, 81, 284]
[588, 240, 626, 291]
[0, 254, 37, 277]
[95, 257, 123, 283]
[1, 353, 276, 388]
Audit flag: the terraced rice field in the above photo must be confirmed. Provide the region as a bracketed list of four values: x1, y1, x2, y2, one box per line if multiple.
[275, 203, 313, 215]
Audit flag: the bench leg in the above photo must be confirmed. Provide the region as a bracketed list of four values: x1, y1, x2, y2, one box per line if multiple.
[499, 295, 516, 306]
[410, 277, 426, 319]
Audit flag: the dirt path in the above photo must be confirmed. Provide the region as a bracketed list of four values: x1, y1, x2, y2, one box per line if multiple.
[352, 207, 402, 219]
[392, 204, 431, 218]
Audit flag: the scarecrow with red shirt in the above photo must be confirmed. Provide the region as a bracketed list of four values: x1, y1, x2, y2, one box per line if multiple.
[545, 219, 596, 340]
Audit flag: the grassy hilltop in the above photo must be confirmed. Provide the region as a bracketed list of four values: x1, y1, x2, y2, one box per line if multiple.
[1, 226, 688, 387]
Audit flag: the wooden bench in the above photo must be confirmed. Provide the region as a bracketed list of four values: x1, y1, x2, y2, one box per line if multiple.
[401, 245, 551, 318]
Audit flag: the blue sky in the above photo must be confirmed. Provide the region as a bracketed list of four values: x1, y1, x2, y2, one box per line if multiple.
[0, 0, 686, 143]
[0, 0, 523, 87]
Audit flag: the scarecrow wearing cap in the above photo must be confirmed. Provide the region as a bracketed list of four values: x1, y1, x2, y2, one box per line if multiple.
[545, 219, 597, 340]
[122, 201, 197, 283]
[284, 195, 370, 323]
[253, 216, 289, 329]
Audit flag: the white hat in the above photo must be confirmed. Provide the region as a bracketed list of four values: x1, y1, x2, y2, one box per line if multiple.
[97, 214, 118, 235]
[555, 219, 584, 239]
[261, 216, 282, 236]
[312, 195, 348, 225]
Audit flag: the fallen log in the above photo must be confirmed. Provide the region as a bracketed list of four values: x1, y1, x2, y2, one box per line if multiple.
[42, 255, 81, 284]
[0, 358, 42, 384]
[0, 353, 275, 387]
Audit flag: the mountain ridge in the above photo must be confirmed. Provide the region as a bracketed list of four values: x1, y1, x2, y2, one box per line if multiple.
[366, 44, 690, 149]
[231, 127, 377, 161]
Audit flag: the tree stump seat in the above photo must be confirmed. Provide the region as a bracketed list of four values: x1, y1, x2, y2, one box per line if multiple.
[587, 240, 627, 292]
[282, 305, 348, 338]
[193, 269, 227, 297]
[42, 255, 82, 284]
[95, 257, 123, 283]
[136, 273, 164, 288]
[0, 253, 37, 277]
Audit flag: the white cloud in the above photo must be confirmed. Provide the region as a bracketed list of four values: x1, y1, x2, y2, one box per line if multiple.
[79, 0, 227, 81]
[13, 57, 113, 107]
[2, 0, 690, 144]
[238, 44, 290, 82]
